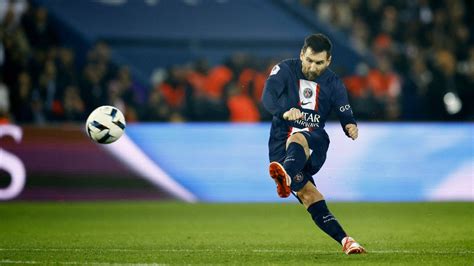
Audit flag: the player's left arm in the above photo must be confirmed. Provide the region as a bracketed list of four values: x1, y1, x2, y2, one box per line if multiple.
[332, 78, 358, 140]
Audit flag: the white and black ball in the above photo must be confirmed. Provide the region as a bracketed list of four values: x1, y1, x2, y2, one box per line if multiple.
[85, 105, 126, 144]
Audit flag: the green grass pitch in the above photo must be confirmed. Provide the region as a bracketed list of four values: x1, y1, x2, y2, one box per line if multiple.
[0, 202, 473, 265]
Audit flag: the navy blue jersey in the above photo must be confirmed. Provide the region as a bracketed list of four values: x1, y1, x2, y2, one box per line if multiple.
[262, 58, 356, 137]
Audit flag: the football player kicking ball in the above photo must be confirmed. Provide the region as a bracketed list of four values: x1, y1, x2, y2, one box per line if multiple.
[261, 33, 366, 255]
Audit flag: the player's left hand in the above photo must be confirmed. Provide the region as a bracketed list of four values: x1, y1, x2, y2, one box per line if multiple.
[345, 124, 358, 140]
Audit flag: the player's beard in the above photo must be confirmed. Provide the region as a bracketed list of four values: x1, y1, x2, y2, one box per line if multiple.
[303, 67, 326, 80]
[305, 71, 317, 80]
[303, 70, 318, 80]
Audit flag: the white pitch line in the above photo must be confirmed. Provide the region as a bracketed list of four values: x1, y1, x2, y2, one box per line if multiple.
[252, 249, 474, 254]
[0, 260, 167, 265]
[1, 250, 473, 265]
[0, 248, 473, 255]
[0, 260, 39, 265]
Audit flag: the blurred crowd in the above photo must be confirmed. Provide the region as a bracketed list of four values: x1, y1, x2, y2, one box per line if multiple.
[0, 1, 144, 124]
[302, 0, 473, 120]
[0, 0, 473, 125]
[146, 55, 277, 122]
[0, 0, 276, 124]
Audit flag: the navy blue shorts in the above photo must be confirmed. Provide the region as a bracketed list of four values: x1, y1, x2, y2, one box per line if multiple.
[269, 129, 330, 192]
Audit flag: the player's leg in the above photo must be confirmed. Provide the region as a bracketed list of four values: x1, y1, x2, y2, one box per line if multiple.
[297, 169, 366, 254]
[269, 132, 309, 198]
[284, 133, 311, 178]
[297, 182, 347, 242]
[295, 130, 365, 254]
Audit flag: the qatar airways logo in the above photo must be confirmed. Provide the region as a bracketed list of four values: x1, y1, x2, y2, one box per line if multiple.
[293, 111, 321, 128]
[301, 111, 320, 123]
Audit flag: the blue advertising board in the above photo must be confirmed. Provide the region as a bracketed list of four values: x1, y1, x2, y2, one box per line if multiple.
[121, 122, 473, 202]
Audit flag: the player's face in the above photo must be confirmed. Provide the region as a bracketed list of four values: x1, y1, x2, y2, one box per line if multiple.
[300, 47, 331, 80]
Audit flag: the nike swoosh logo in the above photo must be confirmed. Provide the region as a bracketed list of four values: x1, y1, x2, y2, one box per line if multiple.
[301, 101, 311, 106]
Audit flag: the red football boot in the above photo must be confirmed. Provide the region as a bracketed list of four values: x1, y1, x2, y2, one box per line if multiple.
[342, 236, 366, 255]
[269, 162, 291, 198]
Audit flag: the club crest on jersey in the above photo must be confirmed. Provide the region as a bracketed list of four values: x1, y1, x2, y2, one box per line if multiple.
[303, 88, 313, 99]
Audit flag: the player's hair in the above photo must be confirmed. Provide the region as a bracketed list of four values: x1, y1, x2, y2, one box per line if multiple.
[302, 34, 332, 58]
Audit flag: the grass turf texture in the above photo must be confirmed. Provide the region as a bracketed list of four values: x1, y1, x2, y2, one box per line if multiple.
[0, 202, 472, 265]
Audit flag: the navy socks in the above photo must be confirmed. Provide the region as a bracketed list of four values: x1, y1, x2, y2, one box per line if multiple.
[307, 200, 347, 243]
[283, 142, 307, 178]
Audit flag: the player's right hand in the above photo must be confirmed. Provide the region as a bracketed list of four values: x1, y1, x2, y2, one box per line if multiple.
[283, 107, 303, 121]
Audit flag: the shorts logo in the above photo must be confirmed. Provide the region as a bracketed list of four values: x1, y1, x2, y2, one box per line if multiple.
[294, 172, 304, 183]
[303, 88, 313, 99]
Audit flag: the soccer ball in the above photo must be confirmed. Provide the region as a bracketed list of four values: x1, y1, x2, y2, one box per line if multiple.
[85, 105, 126, 144]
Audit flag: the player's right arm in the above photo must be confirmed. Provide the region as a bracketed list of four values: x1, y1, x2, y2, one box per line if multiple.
[261, 64, 287, 119]
[261, 64, 302, 121]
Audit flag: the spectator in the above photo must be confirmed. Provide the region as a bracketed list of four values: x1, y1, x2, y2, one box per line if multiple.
[56, 47, 78, 92]
[187, 58, 230, 121]
[425, 49, 471, 120]
[226, 82, 260, 122]
[157, 65, 191, 120]
[37, 58, 63, 119]
[0, 75, 11, 123]
[344, 62, 384, 120]
[400, 57, 432, 120]
[0, 0, 28, 29]
[80, 62, 107, 113]
[22, 6, 57, 51]
[9, 71, 34, 123]
[62, 84, 85, 122]
[107, 66, 140, 122]
[144, 87, 173, 122]
[366, 55, 401, 120]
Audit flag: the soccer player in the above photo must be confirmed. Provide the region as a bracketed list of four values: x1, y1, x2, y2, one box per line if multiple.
[261, 33, 366, 255]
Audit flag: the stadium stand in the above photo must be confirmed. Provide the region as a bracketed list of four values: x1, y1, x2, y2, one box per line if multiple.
[0, 0, 472, 124]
